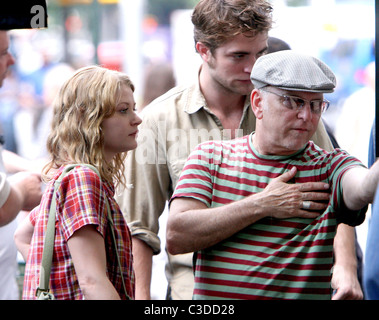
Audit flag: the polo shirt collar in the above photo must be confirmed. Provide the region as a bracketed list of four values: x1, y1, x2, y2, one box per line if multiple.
[183, 80, 207, 114]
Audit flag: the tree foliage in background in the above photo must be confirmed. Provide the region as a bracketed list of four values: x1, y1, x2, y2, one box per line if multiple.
[146, 0, 199, 25]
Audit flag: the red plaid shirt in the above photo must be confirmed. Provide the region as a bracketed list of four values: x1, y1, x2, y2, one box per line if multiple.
[23, 165, 135, 300]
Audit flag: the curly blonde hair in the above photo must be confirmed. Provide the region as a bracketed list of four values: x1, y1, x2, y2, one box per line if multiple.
[192, 0, 273, 53]
[43, 65, 135, 188]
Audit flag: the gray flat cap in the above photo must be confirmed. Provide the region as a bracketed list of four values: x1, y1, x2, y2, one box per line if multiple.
[250, 50, 336, 93]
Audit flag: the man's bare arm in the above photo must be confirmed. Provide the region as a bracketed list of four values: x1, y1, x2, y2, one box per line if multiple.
[342, 160, 379, 211]
[332, 224, 363, 300]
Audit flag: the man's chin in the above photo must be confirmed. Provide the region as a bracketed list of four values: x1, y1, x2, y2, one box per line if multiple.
[233, 84, 254, 96]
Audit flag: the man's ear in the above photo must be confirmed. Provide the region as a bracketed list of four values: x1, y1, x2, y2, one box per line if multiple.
[196, 42, 211, 62]
[251, 89, 264, 119]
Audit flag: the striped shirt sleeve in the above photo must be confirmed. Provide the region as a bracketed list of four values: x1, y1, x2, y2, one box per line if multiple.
[171, 141, 215, 207]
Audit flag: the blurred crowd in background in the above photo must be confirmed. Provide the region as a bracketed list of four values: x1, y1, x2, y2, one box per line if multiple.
[0, 0, 375, 299]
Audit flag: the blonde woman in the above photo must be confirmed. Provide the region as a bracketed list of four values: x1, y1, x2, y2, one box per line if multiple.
[15, 66, 142, 300]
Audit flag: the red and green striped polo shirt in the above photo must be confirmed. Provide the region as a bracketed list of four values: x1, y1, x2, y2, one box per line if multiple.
[171, 133, 365, 300]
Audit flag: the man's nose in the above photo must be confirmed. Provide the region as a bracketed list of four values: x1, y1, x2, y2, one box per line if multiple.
[244, 57, 257, 74]
[297, 103, 313, 121]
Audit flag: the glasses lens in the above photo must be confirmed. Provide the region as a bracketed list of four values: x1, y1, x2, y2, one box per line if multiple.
[310, 101, 322, 113]
[281, 96, 294, 109]
[292, 97, 305, 109]
[265, 89, 329, 114]
[293, 97, 326, 114]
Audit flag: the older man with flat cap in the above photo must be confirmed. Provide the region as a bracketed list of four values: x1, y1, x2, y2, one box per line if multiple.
[166, 50, 378, 300]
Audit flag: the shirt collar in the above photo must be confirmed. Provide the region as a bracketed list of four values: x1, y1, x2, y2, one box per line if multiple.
[183, 68, 207, 114]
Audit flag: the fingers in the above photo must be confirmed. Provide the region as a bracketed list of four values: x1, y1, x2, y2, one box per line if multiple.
[298, 181, 330, 192]
[264, 169, 331, 219]
[300, 199, 328, 212]
[274, 168, 330, 193]
[332, 288, 363, 300]
[275, 166, 297, 183]
[301, 191, 330, 202]
[301, 201, 311, 210]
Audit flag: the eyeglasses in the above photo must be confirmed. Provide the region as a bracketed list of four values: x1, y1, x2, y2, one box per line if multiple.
[260, 88, 330, 114]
